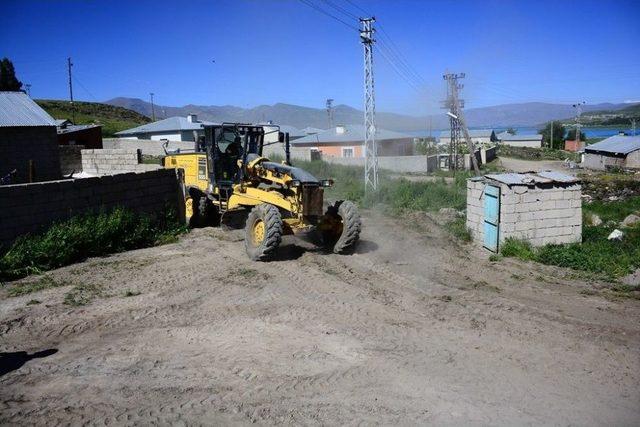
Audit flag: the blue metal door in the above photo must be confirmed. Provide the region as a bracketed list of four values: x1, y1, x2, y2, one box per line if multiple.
[483, 185, 500, 252]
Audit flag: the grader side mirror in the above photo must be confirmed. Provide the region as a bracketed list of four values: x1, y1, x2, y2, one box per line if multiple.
[278, 132, 285, 143]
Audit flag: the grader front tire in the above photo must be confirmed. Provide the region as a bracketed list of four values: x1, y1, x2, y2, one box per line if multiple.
[244, 204, 283, 261]
[323, 201, 361, 254]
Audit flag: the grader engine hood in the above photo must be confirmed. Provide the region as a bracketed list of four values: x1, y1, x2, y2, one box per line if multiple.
[259, 161, 320, 185]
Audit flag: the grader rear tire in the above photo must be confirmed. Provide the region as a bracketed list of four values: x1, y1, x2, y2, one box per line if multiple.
[322, 200, 361, 254]
[244, 204, 283, 261]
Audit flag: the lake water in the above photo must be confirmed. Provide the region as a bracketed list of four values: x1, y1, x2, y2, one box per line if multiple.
[406, 127, 636, 139]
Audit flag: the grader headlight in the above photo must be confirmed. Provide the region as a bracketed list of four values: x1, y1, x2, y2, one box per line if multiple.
[321, 179, 334, 188]
[289, 179, 301, 188]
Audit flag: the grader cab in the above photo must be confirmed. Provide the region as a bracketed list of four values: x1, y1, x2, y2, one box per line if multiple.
[163, 123, 360, 260]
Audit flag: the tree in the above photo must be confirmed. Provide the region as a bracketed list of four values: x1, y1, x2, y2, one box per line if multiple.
[0, 58, 23, 91]
[506, 127, 517, 135]
[538, 121, 566, 149]
[414, 137, 436, 155]
[566, 128, 587, 141]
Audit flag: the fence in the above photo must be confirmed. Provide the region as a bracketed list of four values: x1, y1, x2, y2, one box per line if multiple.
[81, 149, 162, 175]
[0, 169, 183, 247]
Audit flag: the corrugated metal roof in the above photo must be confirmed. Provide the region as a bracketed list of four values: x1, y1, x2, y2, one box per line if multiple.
[0, 91, 57, 127]
[499, 133, 543, 141]
[293, 124, 412, 145]
[485, 171, 579, 186]
[584, 135, 640, 155]
[115, 116, 218, 135]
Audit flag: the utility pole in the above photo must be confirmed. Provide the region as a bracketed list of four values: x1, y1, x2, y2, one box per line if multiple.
[360, 17, 378, 192]
[550, 120, 554, 149]
[326, 98, 334, 129]
[442, 73, 479, 174]
[149, 92, 156, 121]
[572, 101, 586, 143]
[67, 57, 75, 123]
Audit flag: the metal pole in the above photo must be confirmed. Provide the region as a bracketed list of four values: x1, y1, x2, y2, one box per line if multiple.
[550, 120, 553, 149]
[150, 92, 156, 121]
[67, 57, 75, 123]
[361, 17, 378, 192]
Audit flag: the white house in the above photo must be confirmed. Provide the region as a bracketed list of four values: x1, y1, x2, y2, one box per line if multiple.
[439, 129, 497, 146]
[115, 114, 216, 142]
[498, 133, 543, 148]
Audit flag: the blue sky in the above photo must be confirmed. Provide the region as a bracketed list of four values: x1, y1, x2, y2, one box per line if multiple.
[2, 0, 639, 115]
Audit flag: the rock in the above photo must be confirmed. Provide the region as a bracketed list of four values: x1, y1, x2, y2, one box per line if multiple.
[621, 269, 640, 288]
[621, 214, 640, 227]
[607, 229, 624, 241]
[608, 195, 619, 201]
[589, 213, 602, 226]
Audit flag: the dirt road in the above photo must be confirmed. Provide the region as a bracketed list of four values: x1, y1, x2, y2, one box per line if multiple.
[1, 211, 639, 425]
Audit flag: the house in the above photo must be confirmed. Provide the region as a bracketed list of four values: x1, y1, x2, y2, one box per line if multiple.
[259, 123, 306, 158]
[292, 124, 414, 158]
[583, 135, 640, 170]
[57, 122, 103, 149]
[0, 91, 61, 183]
[439, 129, 497, 146]
[498, 133, 543, 148]
[115, 114, 216, 142]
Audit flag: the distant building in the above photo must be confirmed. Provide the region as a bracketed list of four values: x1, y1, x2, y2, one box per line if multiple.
[115, 114, 216, 142]
[0, 91, 61, 183]
[439, 129, 497, 146]
[260, 123, 305, 158]
[498, 133, 543, 148]
[57, 121, 103, 149]
[293, 124, 414, 158]
[583, 135, 640, 170]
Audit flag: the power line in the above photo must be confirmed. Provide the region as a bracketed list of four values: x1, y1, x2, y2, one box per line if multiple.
[374, 45, 421, 93]
[320, 0, 358, 20]
[344, 0, 369, 15]
[72, 75, 98, 101]
[296, 0, 359, 31]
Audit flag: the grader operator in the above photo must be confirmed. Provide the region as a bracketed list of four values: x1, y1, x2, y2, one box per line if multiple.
[162, 123, 361, 260]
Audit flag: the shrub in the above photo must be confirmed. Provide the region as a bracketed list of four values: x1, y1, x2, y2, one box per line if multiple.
[0, 208, 186, 282]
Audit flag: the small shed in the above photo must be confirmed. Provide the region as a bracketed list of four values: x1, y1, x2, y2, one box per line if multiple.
[466, 171, 582, 252]
[583, 135, 640, 170]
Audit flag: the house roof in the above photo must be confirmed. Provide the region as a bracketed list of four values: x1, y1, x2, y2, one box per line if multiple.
[584, 135, 640, 155]
[499, 133, 543, 142]
[293, 124, 412, 145]
[301, 126, 325, 135]
[439, 129, 494, 139]
[57, 124, 102, 134]
[115, 116, 217, 135]
[257, 123, 305, 138]
[0, 91, 57, 127]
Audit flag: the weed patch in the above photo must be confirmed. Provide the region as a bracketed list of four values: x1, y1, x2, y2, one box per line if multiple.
[8, 275, 71, 297]
[64, 282, 103, 306]
[0, 208, 186, 282]
[444, 217, 472, 242]
[124, 290, 142, 297]
[26, 299, 41, 305]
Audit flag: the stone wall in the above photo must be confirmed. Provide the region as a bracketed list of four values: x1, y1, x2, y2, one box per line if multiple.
[0, 126, 61, 183]
[103, 138, 195, 156]
[467, 179, 582, 248]
[81, 149, 162, 175]
[59, 145, 84, 175]
[0, 169, 183, 248]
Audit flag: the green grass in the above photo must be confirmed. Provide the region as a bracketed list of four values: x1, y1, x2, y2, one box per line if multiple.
[64, 282, 102, 306]
[582, 196, 640, 223]
[497, 145, 578, 161]
[501, 224, 640, 278]
[0, 208, 186, 282]
[444, 217, 472, 242]
[36, 99, 151, 138]
[7, 275, 71, 297]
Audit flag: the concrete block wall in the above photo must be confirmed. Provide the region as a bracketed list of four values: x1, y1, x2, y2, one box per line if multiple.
[59, 145, 84, 175]
[103, 138, 195, 156]
[81, 149, 162, 175]
[0, 126, 61, 183]
[0, 169, 183, 248]
[466, 179, 582, 249]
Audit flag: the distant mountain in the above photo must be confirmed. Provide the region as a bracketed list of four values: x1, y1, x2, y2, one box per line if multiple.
[106, 97, 637, 131]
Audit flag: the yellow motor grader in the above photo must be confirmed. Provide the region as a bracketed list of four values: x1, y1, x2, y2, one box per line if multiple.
[162, 123, 360, 260]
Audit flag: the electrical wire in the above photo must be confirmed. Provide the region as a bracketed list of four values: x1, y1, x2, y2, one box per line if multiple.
[296, 0, 359, 32]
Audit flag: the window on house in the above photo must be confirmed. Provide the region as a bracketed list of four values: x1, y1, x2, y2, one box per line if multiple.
[342, 147, 354, 158]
